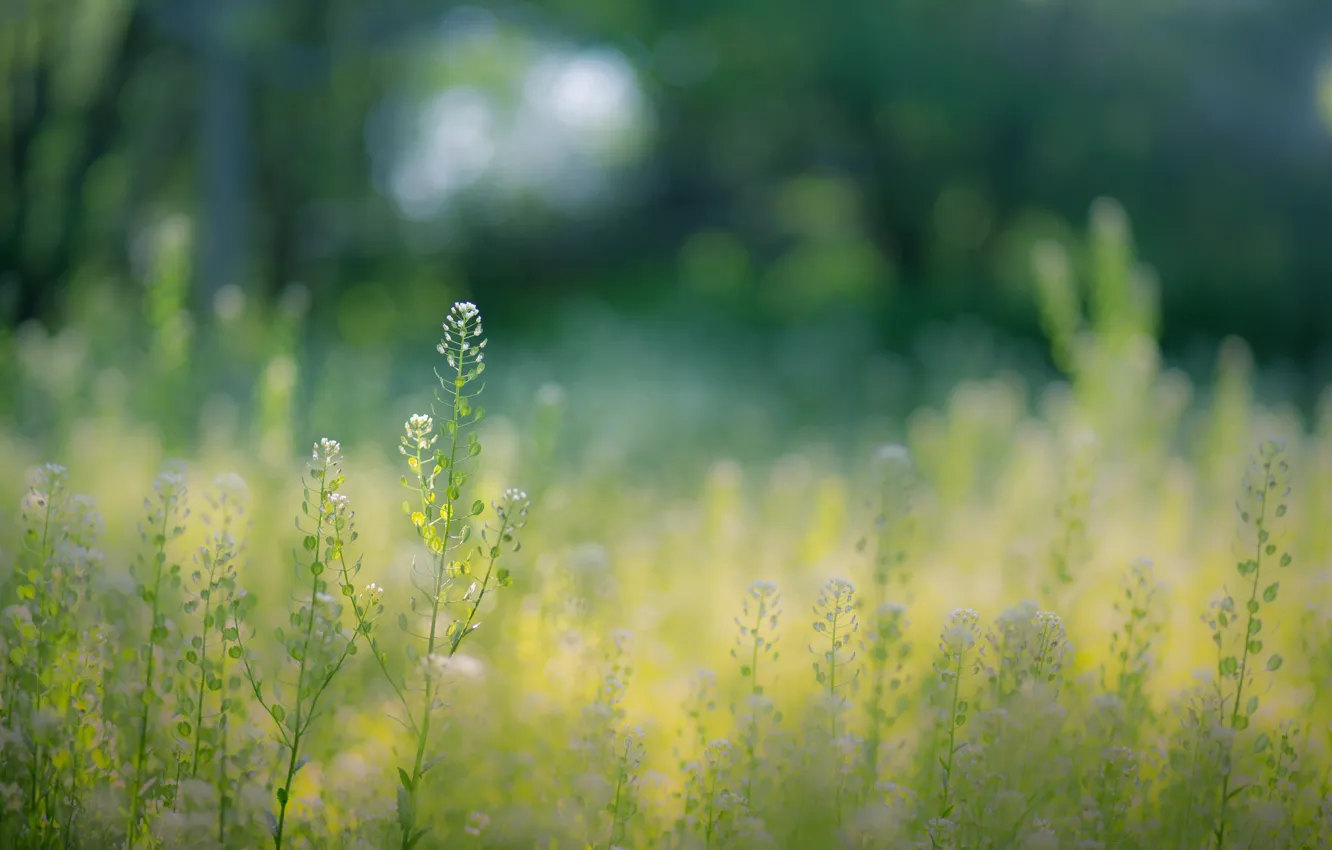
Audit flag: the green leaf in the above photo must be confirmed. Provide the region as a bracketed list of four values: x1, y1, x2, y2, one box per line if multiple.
[397, 787, 415, 833]
[1267, 654, 1283, 672]
[422, 754, 447, 775]
[398, 767, 415, 792]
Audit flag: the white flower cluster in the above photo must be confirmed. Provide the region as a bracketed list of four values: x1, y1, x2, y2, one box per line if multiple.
[327, 492, 352, 516]
[401, 414, 438, 453]
[495, 488, 531, 525]
[451, 300, 479, 322]
[313, 437, 343, 465]
[940, 607, 981, 654]
[361, 582, 384, 609]
[155, 467, 187, 494]
[437, 301, 489, 370]
[464, 811, 490, 837]
[877, 600, 908, 618]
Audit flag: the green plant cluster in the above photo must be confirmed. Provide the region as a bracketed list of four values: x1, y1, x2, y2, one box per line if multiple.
[0, 272, 1330, 849]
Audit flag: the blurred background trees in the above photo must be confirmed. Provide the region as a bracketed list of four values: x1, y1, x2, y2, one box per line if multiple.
[3, 0, 1332, 364]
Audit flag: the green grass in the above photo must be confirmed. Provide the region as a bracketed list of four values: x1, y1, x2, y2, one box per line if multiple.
[1, 219, 1332, 848]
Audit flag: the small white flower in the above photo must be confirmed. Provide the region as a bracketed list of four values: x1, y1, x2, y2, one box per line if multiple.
[464, 811, 490, 837]
[429, 652, 485, 679]
[877, 601, 908, 618]
[313, 438, 343, 464]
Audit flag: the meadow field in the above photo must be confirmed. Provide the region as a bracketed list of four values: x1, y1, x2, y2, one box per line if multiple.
[1, 208, 1331, 849]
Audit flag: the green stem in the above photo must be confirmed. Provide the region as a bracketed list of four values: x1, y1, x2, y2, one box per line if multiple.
[1217, 457, 1272, 850]
[402, 369, 467, 850]
[127, 504, 171, 848]
[339, 551, 414, 734]
[189, 557, 221, 779]
[274, 463, 330, 850]
[28, 498, 53, 828]
[704, 760, 718, 850]
[218, 637, 230, 848]
[451, 538, 504, 657]
[608, 736, 629, 847]
[940, 650, 964, 818]
[828, 604, 842, 827]
[744, 605, 763, 804]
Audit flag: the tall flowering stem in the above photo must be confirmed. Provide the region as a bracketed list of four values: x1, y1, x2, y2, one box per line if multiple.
[386, 302, 532, 850]
[127, 468, 188, 848]
[235, 438, 362, 849]
[934, 607, 981, 820]
[733, 579, 781, 805]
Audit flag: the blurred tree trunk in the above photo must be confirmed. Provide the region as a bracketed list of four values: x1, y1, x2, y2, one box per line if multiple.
[197, 0, 250, 313]
[1, 1, 149, 323]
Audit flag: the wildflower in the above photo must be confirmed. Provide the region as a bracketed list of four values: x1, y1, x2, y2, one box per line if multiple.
[877, 601, 908, 618]
[402, 414, 437, 452]
[940, 608, 980, 654]
[213, 471, 249, 499]
[428, 653, 485, 679]
[464, 811, 490, 837]
[313, 438, 343, 464]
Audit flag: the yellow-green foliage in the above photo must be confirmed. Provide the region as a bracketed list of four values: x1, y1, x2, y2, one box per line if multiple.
[0, 218, 1330, 848]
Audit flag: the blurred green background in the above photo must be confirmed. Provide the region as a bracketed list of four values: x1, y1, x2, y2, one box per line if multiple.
[3, 0, 1332, 415]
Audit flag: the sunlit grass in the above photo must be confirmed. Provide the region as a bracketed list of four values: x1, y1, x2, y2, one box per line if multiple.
[1, 207, 1331, 848]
